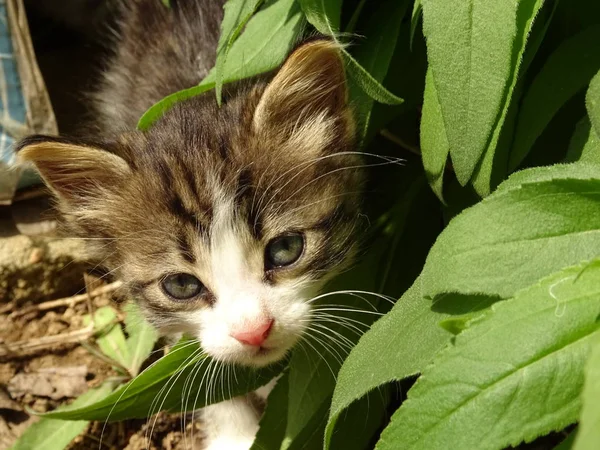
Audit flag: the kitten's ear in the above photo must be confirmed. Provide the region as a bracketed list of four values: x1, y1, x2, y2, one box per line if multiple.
[253, 40, 351, 134]
[17, 135, 131, 204]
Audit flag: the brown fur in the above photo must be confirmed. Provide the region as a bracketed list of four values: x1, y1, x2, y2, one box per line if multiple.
[17, 1, 362, 320]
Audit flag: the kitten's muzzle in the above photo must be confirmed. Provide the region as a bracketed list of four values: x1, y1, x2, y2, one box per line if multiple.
[230, 318, 274, 347]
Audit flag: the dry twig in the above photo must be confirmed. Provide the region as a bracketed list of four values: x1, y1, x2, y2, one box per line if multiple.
[8, 281, 122, 318]
[0, 324, 94, 357]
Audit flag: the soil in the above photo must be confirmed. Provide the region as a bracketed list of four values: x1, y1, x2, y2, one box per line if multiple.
[0, 203, 204, 449]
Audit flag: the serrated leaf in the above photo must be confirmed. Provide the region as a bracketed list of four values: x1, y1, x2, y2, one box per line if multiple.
[297, 0, 403, 106]
[496, 162, 600, 193]
[573, 337, 600, 450]
[10, 382, 116, 450]
[421, 68, 449, 201]
[421, 0, 540, 186]
[138, 0, 303, 130]
[250, 373, 289, 450]
[123, 302, 158, 376]
[587, 69, 600, 137]
[41, 339, 284, 421]
[84, 306, 130, 369]
[214, 0, 265, 105]
[377, 261, 600, 450]
[422, 163, 600, 300]
[566, 116, 600, 164]
[509, 25, 600, 170]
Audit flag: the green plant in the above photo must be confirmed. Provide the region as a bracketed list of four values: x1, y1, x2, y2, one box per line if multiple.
[19, 0, 600, 448]
[10, 304, 158, 450]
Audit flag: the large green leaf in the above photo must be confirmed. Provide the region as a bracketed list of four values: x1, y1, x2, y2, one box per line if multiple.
[123, 303, 158, 376]
[573, 337, 600, 450]
[41, 339, 284, 421]
[137, 0, 304, 130]
[214, 0, 265, 105]
[297, 0, 403, 106]
[421, 68, 449, 201]
[509, 26, 600, 170]
[325, 278, 453, 449]
[422, 163, 600, 300]
[377, 261, 600, 450]
[421, 0, 540, 185]
[10, 382, 116, 450]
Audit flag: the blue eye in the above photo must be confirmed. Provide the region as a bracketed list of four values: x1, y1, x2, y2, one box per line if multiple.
[265, 233, 304, 269]
[161, 273, 204, 300]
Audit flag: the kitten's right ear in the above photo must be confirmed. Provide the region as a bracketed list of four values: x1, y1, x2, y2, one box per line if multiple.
[17, 135, 131, 205]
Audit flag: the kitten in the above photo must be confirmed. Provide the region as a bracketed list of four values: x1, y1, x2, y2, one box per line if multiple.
[17, 0, 362, 448]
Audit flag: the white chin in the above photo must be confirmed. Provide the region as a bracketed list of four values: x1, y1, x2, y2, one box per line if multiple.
[212, 344, 291, 368]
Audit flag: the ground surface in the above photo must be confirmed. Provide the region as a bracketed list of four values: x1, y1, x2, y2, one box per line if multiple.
[0, 202, 203, 450]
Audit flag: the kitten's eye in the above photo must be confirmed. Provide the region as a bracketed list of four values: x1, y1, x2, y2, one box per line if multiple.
[265, 233, 304, 269]
[161, 273, 204, 300]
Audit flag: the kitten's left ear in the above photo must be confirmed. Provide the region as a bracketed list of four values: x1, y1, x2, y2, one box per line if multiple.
[16, 135, 131, 206]
[253, 39, 353, 139]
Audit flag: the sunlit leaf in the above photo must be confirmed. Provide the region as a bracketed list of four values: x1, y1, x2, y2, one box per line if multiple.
[377, 261, 600, 450]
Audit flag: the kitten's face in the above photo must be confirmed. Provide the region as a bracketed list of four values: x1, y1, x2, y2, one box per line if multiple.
[18, 41, 362, 367]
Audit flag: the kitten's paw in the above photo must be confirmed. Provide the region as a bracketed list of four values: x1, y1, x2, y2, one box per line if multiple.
[204, 436, 254, 450]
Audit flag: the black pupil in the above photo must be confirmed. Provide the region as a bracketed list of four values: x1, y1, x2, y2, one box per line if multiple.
[267, 234, 304, 268]
[162, 273, 202, 299]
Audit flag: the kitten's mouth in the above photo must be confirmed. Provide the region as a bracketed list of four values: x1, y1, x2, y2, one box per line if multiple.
[256, 346, 275, 356]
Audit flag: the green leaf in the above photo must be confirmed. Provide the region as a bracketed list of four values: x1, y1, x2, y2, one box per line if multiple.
[138, 0, 304, 130]
[123, 302, 158, 376]
[470, 0, 546, 197]
[325, 278, 452, 449]
[377, 261, 600, 450]
[297, 0, 403, 106]
[421, 0, 541, 186]
[214, 0, 265, 105]
[349, 0, 410, 141]
[421, 68, 449, 201]
[573, 337, 600, 450]
[10, 382, 116, 450]
[566, 116, 600, 164]
[84, 306, 130, 370]
[161, 0, 170, 7]
[422, 163, 600, 300]
[297, 0, 341, 34]
[587, 69, 600, 136]
[250, 373, 289, 450]
[41, 339, 284, 421]
[509, 25, 600, 170]
[410, 0, 423, 50]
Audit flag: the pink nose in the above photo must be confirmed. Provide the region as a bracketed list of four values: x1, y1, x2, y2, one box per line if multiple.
[231, 319, 274, 347]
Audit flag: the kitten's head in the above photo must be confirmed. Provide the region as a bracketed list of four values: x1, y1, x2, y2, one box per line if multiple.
[18, 40, 362, 367]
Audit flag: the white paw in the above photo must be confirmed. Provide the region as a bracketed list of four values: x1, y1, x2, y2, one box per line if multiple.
[204, 436, 254, 450]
